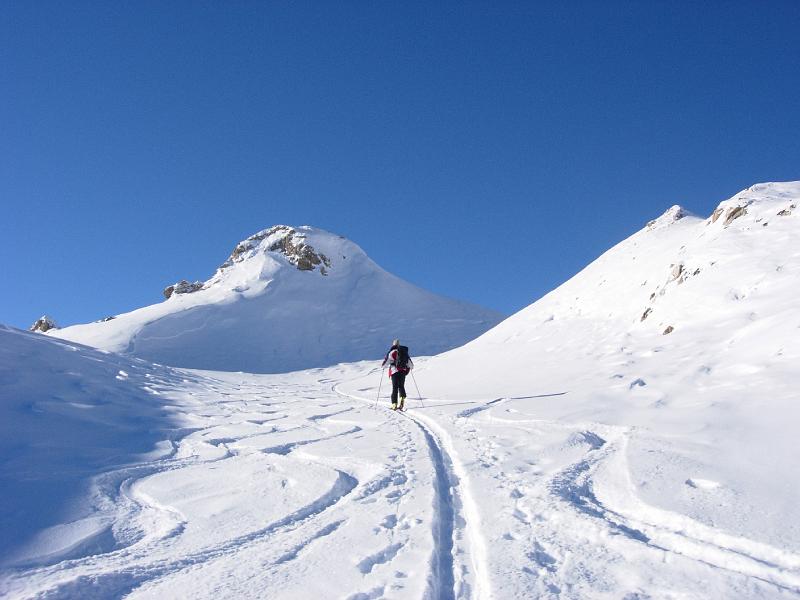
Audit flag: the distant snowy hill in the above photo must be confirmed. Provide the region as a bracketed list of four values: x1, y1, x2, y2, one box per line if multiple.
[49, 226, 504, 373]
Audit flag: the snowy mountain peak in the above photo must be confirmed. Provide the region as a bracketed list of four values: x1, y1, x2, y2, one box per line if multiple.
[646, 205, 691, 230]
[50, 225, 504, 373]
[219, 225, 335, 276]
[29, 315, 58, 333]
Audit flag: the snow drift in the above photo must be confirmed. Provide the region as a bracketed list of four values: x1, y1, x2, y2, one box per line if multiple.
[49, 226, 504, 373]
[0, 325, 192, 567]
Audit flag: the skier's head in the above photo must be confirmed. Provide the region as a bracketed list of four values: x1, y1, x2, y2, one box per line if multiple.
[392, 339, 400, 347]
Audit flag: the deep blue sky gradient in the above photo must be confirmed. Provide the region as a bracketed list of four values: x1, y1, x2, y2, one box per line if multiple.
[2, 1, 799, 328]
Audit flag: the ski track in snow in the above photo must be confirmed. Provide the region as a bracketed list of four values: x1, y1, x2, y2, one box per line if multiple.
[1, 373, 447, 599]
[2, 380, 365, 599]
[452, 404, 800, 598]
[334, 381, 490, 600]
[3, 368, 799, 599]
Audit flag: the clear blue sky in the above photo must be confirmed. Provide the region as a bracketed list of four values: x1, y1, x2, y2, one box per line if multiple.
[2, 1, 798, 329]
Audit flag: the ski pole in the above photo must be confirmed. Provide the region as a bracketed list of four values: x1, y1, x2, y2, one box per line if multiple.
[411, 371, 425, 409]
[374, 369, 383, 409]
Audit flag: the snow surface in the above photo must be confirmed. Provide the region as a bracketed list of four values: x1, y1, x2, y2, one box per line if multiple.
[2, 183, 799, 599]
[48, 226, 504, 374]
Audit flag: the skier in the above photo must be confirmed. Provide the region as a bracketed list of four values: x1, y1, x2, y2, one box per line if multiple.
[381, 339, 413, 410]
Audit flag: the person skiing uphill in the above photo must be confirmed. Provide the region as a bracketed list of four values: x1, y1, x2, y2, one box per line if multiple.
[381, 339, 413, 410]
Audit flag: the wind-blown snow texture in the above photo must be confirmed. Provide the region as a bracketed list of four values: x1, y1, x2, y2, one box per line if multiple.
[49, 226, 504, 373]
[2, 183, 799, 599]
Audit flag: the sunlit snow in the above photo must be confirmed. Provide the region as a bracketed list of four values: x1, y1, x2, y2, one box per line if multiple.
[2, 183, 799, 599]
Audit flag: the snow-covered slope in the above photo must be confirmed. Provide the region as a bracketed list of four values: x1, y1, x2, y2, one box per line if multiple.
[426, 182, 799, 396]
[50, 226, 504, 373]
[0, 325, 194, 568]
[417, 181, 800, 561]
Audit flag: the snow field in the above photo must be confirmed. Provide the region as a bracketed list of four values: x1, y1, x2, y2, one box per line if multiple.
[342, 364, 800, 599]
[4, 182, 799, 599]
[2, 333, 799, 598]
[2, 348, 478, 599]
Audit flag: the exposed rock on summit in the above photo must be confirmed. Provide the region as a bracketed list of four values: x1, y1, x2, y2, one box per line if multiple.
[30, 315, 58, 333]
[221, 225, 332, 275]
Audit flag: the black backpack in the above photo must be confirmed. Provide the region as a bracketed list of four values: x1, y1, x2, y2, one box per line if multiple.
[395, 345, 410, 370]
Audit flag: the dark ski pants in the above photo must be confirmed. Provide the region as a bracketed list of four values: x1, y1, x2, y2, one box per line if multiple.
[391, 372, 407, 404]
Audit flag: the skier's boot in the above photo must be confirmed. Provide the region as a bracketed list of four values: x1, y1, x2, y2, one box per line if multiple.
[399, 396, 405, 411]
[391, 402, 398, 410]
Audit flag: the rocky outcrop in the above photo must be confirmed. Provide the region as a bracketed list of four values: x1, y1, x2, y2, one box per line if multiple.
[268, 231, 331, 272]
[710, 202, 751, 227]
[220, 225, 332, 275]
[723, 206, 747, 226]
[164, 280, 204, 299]
[223, 226, 290, 265]
[30, 315, 58, 333]
[777, 204, 795, 216]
